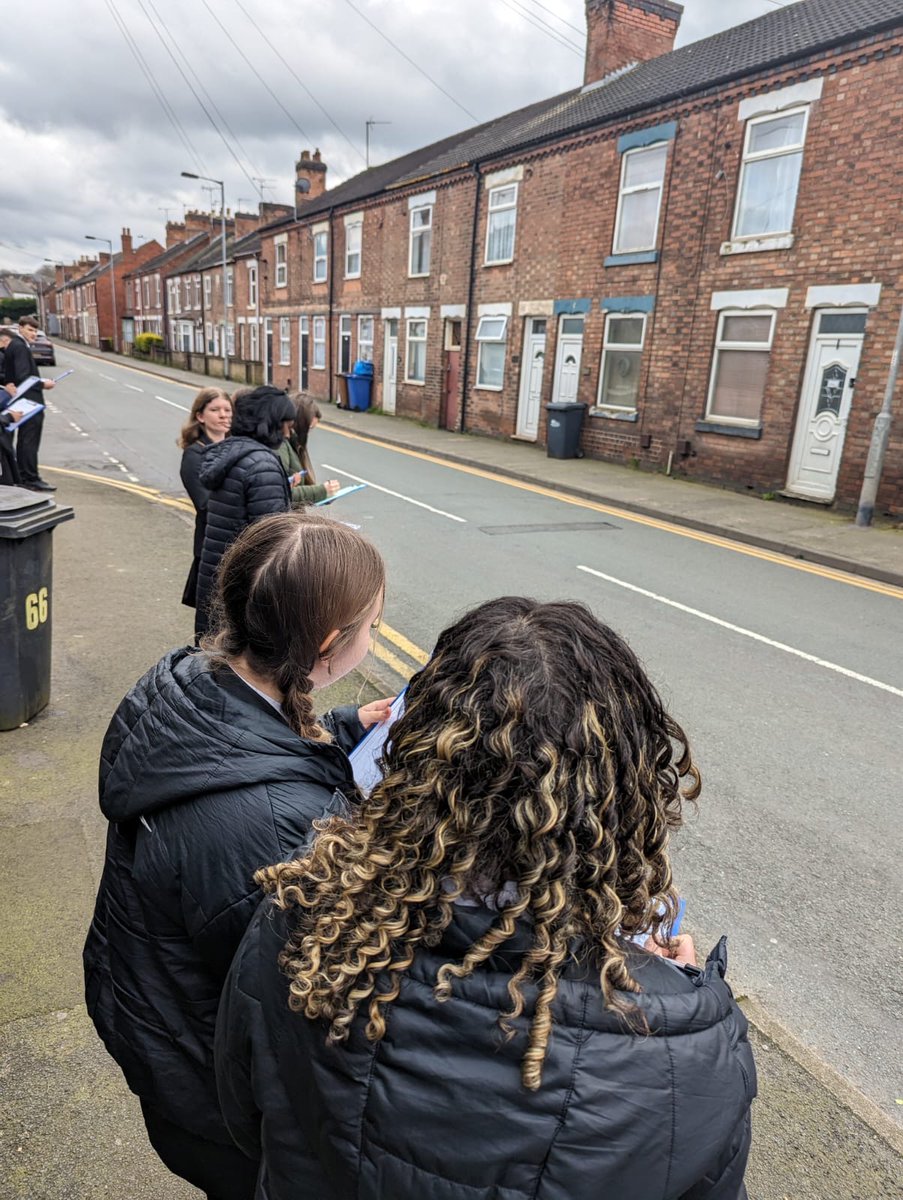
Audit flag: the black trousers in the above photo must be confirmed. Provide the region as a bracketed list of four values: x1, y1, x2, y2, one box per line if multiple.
[0, 429, 20, 485]
[15, 406, 44, 484]
[140, 1099, 259, 1200]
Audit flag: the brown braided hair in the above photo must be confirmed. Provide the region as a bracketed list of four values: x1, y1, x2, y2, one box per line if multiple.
[202, 512, 385, 741]
[258, 597, 701, 1089]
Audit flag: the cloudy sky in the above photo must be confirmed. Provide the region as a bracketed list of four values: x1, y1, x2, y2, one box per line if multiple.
[0, 0, 789, 273]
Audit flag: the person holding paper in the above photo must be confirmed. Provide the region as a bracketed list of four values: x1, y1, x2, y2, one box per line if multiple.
[0, 327, 23, 485]
[217, 598, 755, 1200]
[2, 316, 55, 491]
[84, 512, 392, 1200]
[277, 394, 340, 506]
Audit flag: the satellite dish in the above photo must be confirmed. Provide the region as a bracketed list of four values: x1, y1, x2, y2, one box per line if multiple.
[295, 179, 311, 194]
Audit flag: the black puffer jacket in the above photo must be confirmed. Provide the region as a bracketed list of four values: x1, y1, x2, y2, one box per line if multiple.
[180, 433, 213, 558]
[84, 646, 364, 1148]
[216, 901, 756, 1200]
[195, 437, 290, 626]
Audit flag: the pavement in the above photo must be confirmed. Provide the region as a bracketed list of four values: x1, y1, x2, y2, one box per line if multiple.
[1, 350, 900, 1198]
[56, 342, 903, 589]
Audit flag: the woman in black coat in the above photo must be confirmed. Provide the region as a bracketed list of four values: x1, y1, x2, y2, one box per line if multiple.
[195, 385, 296, 638]
[217, 598, 756, 1200]
[178, 386, 233, 607]
[84, 513, 391, 1200]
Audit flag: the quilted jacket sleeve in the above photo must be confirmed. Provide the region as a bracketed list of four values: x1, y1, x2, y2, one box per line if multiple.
[180, 443, 209, 513]
[215, 904, 267, 1159]
[678, 1112, 751, 1199]
[320, 704, 367, 755]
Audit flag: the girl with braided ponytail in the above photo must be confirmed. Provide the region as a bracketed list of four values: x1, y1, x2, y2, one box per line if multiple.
[217, 597, 756, 1200]
[84, 513, 391, 1200]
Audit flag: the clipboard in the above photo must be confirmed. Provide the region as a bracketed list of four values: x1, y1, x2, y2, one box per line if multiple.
[314, 483, 368, 507]
[348, 690, 406, 794]
[4, 399, 45, 431]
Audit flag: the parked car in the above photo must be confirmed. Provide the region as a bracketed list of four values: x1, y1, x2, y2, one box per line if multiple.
[31, 331, 56, 367]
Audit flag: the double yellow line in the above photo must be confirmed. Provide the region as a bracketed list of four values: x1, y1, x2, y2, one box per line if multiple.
[372, 621, 429, 681]
[44, 466, 195, 515]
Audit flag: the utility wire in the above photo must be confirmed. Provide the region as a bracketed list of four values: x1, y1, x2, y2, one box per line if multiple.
[499, 0, 584, 55]
[524, 0, 585, 38]
[229, 0, 367, 163]
[199, 0, 315, 147]
[104, 0, 206, 172]
[342, 0, 480, 124]
[142, 0, 266, 193]
[132, 0, 262, 197]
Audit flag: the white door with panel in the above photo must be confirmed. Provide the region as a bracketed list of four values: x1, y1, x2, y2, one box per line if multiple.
[383, 319, 398, 414]
[551, 316, 584, 404]
[785, 310, 866, 501]
[516, 318, 547, 439]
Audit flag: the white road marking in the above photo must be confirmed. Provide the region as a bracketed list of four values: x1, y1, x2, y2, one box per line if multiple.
[118, 464, 129, 474]
[577, 565, 903, 699]
[69, 422, 83, 432]
[99, 374, 115, 382]
[321, 462, 466, 523]
[125, 384, 143, 393]
[127, 475, 140, 482]
[155, 394, 190, 412]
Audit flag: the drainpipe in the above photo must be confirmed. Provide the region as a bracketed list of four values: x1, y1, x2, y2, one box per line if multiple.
[459, 163, 482, 433]
[327, 208, 335, 404]
[855, 301, 903, 527]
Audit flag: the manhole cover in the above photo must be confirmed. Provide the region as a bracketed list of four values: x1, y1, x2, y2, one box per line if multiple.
[479, 521, 618, 535]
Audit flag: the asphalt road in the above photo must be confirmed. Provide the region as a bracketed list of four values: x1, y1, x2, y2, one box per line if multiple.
[41, 346, 903, 1119]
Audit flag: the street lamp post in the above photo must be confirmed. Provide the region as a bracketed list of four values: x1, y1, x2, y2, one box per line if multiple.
[85, 235, 118, 353]
[182, 171, 229, 379]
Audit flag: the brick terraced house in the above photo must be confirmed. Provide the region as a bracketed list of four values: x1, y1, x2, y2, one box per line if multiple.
[252, 0, 903, 513]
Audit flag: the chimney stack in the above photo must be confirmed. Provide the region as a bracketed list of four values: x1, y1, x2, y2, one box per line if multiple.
[121, 227, 133, 258]
[166, 220, 187, 248]
[295, 148, 328, 202]
[584, 0, 682, 87]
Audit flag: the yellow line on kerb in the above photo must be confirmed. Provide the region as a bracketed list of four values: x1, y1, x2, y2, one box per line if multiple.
[323, 425, 903, 601]
[43, 465, 194, 513]
[380, 621, 429, 665]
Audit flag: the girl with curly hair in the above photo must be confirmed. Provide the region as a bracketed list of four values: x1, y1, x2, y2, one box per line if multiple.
[217, 597, 756, 1200]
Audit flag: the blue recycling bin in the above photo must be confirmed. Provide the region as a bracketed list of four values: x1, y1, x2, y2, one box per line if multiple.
[347, 360, 374, 411]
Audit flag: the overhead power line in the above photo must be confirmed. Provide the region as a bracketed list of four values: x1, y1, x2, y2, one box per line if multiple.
[133, 0, 263, 197]
[104, 0, 207, 173]
[524, 0, 586, 38]
[229, 0, 367, 163]
[142, 0, 266, 193]
[499, 0, 584, 55]
[342, 0, 480, 125]
[199, 0, 315, 148]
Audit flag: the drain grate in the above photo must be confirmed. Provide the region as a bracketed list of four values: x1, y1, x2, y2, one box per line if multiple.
[479, 521, 619, 535]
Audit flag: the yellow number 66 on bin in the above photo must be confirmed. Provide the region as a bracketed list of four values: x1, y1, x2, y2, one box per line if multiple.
[25, 588, 49, 631]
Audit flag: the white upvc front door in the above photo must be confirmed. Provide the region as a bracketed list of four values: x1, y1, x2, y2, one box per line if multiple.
[552, 316, 584, 404]
[786, 310, 866, 501]
[516, 318, 547, 439]
[383, 319, 398, 414]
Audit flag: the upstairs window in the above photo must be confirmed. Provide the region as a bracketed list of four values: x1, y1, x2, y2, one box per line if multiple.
[706, 310, 776, 425]
[204, 276, 212, 307]
[345, 222, 362, 278]
[247, 264, 257, 307]
[274, 239, 288, 288]
[193, 276, 201, 308]
[485, 185, 518, 265]
[313, 231, 328, 283]
[613, 143, 668, 254]
[733, 108, 808, 239]
[409, 206, 432, 277]
[226, 267, 234, 307]
[475, 315, 508, 389]
[597, 314, 646, 411]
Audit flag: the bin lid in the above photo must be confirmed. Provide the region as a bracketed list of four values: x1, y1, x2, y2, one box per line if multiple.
[545, 401, 588, 411]
[0, 488, 75, 539]
[352, 360, 374, 376]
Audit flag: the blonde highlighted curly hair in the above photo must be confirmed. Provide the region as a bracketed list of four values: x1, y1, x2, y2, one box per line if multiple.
[258, 597, 700, 1090]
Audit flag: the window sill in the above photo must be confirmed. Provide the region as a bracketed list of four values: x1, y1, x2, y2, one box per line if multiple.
[312, 365, 326, 371]
[590, 408, 639, 422]
[474, 384, 504, 392]
[604, 250, 659, 267]
[404, 379, 426, 387]
[345, 274, 362, 281]
[274, 284, 288, 290]
[408, 273, 430, 280]
[695, 419, 762, 439]
[484, 259, 514, 268]
[720, 234, 794, 256]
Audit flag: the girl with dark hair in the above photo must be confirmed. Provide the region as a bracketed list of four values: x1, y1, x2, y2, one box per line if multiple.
[178, 387, 233, 607]
[277, 393, 340, 506]
[84, 512, 391, 1200]
[217, 597, 756, 1200]
[195, 386, 296, 638]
